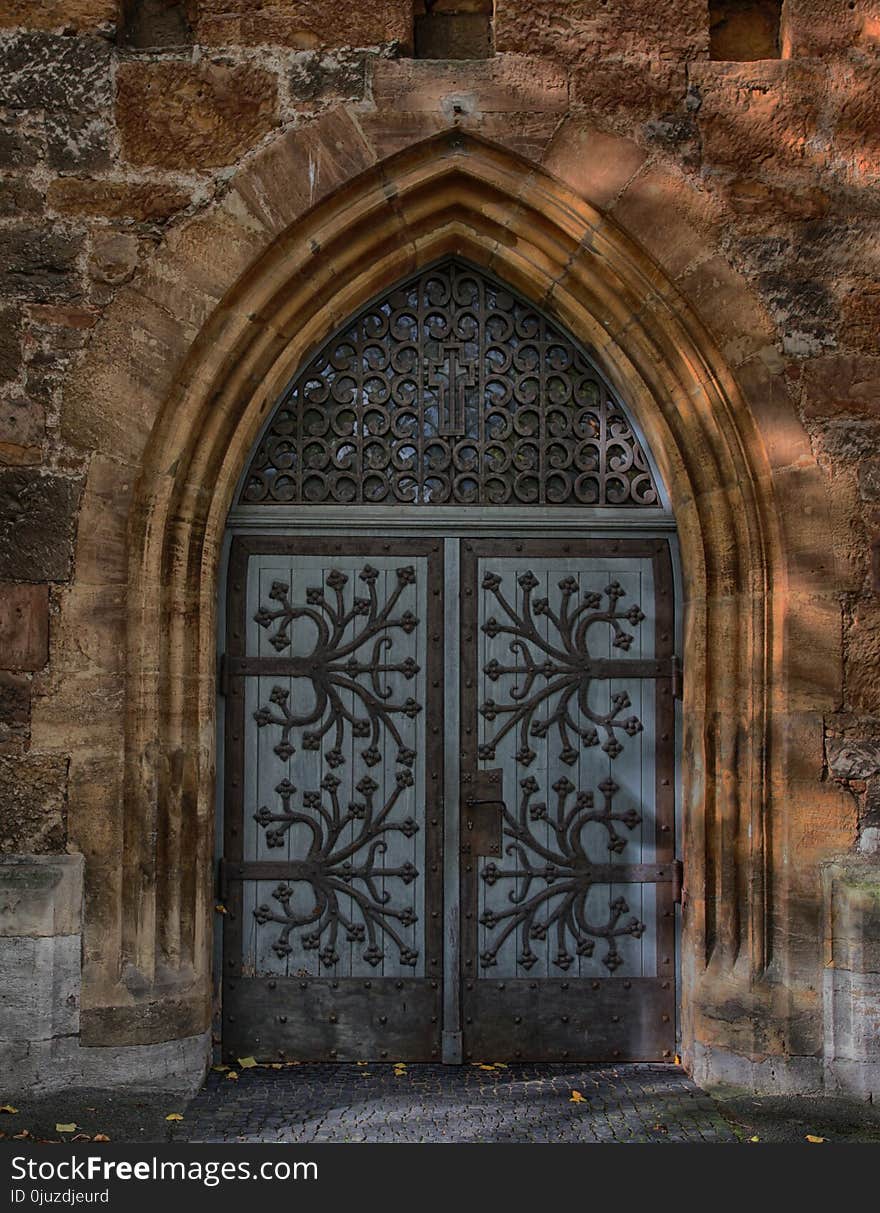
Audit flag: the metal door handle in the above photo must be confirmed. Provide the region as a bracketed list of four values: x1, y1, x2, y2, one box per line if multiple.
[465, 797, 506, 809]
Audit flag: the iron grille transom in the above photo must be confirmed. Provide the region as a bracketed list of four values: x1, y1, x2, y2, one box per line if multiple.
[240, 259, 659, 508]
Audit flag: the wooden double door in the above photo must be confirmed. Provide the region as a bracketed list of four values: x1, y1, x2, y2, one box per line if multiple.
[220, 532, 677, 1063]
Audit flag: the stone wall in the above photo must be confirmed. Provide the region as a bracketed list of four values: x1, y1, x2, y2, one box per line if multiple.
[0, 0, 878, 1092]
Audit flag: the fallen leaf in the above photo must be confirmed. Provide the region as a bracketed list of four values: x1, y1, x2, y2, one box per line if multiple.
[270, 1063, 283, 1070]
[226, 1071, 239, 1081]
[214, 904, 227, 915]
[165, 1113, 184, 1122]
[477, 1064, 497, 1071]
[93, 1134, 110, 1142]
[211, 1064, 229, 1072]
[569, 1090, 586, 1103]
[237, 1056, 258, 1069]
[0, 1105, 18, 1114]
[12, 1130, 30, 1139]
[55, 1123, 77, 1133]
[806, 1134, 826, 1143]
[749, 1135, 760, 1143]
[71, 1134, 92, 1142]
[674, 1054, 682, 1066]
[356, 1061, 369, 1067]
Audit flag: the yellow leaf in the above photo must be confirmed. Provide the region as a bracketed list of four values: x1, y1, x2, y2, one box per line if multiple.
[356, 1061, 369, 1067]
[93, 1134, 110, 1142]
[226, 1070, 239, 1080]
[165, 1113, 183, 1122]
[569, 1090, 586, 1103]
[749, 1135, 760, 1143]
[0, 1105, 18, 1114]
[806, 1134, 826, 1143]
[237, 1056, 258, 1068]
[270, 1063, 283, 1070]
[211, 1064, 229, 1072]
[478, 1064, 497, 1071]
[55, 1123, 77, 1133]
[214, 904, 227, 915]
[674, 1054, 682, 1065]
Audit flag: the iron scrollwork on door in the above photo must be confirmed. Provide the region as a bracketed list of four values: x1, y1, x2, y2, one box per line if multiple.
[249, 562, 424, 971]
[475, 566, 657, 975]
[477, 571, 646, 767]
[239, 258, 659, 508]
[252, 565, 421, 768]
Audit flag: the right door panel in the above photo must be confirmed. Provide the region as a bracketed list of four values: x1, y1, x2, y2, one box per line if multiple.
[460, 538, 677, 1061]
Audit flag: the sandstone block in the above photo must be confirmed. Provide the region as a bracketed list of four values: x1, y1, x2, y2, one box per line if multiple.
[48, 178, 191, 222]
[116, 60, 279, 170]
[678, 253, 775, 365]
[45, 110, 111, 172]
[0, 227, 84, 303]
[0, 753, 68, 853]
[0, 669, 30, 740]
[370, 56, 568, 115]
[542, 122, 646, 210]
[692, 60, 827, 181]
[611, 165, 723, 276]
[0, 469, 81, 581]
[1, 396, 47, 466]
[784, 0, 880, 58]
[289, 50, 369, 103]
[495, 0, 707, 60]
[798, 355, 880, 422]
[0, 121, 42, 169]
[0, 934, 80, 1040]
[846, 600, 880, 716]
[0, 854, 83, 938]
[0, 32, 111, 112]
[0, 307, 21, 386]
[0, 681, 29, 749]
[0, 1, 117, 31]
[0, 178, 42, 218]
[195, 0, 411, 49]
[570, 59, 687, 125]
[0, 582, 49, 671]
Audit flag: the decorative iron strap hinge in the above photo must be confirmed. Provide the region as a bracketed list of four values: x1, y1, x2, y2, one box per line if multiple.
[671, 654, 683, 700]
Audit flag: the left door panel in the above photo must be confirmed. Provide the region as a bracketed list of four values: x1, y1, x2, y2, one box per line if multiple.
[222, 536, 444, 1061]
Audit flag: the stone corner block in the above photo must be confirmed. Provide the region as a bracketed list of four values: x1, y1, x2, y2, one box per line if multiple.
[0, 852, 83, 938]
[822, 854, 880, 1101]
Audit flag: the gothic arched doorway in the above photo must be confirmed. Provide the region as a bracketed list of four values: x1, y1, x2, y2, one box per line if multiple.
[219, 258, 680, 1064]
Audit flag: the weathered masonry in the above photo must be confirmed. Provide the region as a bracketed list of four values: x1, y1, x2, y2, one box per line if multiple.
[1, 1, 879, 1099]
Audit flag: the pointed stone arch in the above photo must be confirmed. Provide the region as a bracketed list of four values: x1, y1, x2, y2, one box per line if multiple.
[55, 116, 845, 1086]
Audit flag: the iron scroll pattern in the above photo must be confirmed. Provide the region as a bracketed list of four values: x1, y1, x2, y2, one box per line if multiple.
[477, 569, 650, 974]
[250, 564, 423, 970]
[240, 260, 659, 507]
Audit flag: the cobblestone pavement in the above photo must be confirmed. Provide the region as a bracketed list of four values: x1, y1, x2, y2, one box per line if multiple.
[173, 1063, 738, 1143]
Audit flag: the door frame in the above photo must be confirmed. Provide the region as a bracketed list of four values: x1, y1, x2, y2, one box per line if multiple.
[217, 505, 682, 1063]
